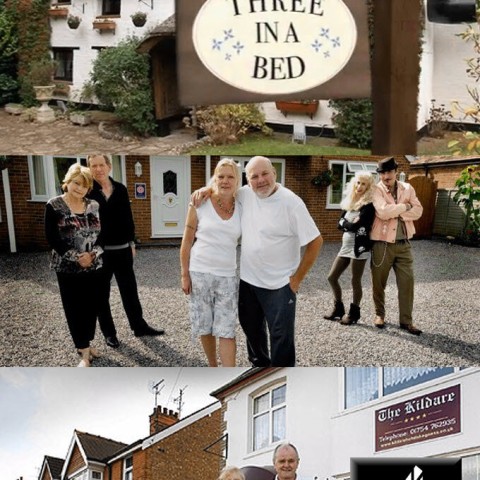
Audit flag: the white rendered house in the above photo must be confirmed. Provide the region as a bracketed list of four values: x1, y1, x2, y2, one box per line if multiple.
[212, 367, 480, 480]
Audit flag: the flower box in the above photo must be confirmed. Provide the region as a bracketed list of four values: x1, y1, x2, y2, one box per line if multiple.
[93, 19, 116, 33]
[49, 7, 69, 18]
[275, 100, 319, 119]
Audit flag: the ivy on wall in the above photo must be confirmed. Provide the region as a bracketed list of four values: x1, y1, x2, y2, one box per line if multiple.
[6, 0, 51, 105]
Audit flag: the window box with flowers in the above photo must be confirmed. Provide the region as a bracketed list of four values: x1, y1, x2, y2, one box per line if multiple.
[49, 6, 69, 18]
[93, 18, 116, 33]
[275, 99, 319, 119]
[131, 11, 147, 27]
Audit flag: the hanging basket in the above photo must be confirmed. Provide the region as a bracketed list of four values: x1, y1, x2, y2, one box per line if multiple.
[131, 12, 147, 27]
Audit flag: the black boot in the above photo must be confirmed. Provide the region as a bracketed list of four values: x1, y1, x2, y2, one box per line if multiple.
[323, 301, 345, 320]
[340, 303, 361, 325]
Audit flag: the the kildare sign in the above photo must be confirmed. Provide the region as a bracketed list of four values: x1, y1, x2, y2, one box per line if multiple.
[176, 0, 371, 105]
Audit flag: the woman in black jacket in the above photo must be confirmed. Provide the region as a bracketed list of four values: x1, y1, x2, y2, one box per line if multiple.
[324, 172, 376, 325]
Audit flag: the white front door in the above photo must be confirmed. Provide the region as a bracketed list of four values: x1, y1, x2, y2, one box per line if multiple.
[151, 157, 190, 237]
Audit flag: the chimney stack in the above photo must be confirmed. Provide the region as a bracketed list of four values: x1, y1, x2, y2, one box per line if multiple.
[149, 406, 179, 435]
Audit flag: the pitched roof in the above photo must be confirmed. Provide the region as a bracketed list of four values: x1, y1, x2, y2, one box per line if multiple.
[76, 430, 127, 462]
[137, 14, 175, 53]
[211, 368, 282, 399]
[45, 456, 64, 479]
[410, 155, 480, 167]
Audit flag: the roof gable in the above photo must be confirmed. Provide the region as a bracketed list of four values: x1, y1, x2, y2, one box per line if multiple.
[39, 456, 64, 480]
[61, 430, 127, 479]
[76, 431, 127, 462]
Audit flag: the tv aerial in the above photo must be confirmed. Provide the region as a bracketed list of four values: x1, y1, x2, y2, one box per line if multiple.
[148, 379, 165, 409]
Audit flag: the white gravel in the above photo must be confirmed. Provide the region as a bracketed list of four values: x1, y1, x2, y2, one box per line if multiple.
[1, 240, 479, 367]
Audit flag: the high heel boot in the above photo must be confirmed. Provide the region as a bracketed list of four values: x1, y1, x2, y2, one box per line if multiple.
[340, 303, 360, 325]
[77, 348, 91, 367]
[323, 301, 345, 320]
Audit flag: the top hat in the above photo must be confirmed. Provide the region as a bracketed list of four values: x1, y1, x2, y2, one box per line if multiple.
[376, 157, 398, 173]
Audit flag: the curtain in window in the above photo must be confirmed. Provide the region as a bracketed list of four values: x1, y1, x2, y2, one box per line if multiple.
[383, 367, 454, 396]
[345, 367, 378, 409]
[272, 406, 286, 443]
[111, 156, 122, 182]
[253, 412, 269, 451]
[32, 157, 46, 195]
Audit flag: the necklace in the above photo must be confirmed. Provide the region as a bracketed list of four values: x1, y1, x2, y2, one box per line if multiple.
[216, 196, 235, 215]
[64, 194, 85, 214]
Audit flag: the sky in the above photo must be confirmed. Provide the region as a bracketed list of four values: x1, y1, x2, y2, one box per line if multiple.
[0, 367, 249, 480]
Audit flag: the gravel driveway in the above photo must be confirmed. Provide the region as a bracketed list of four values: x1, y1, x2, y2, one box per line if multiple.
[1, 240, 479, 367]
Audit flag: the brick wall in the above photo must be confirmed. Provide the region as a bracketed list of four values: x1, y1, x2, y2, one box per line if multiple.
[66, 445, 86, 476]
[144, 408, 222, 480]
[408, 166, 463, 189]
[0, 155, 415, 251]
[0, 157, 49, 251]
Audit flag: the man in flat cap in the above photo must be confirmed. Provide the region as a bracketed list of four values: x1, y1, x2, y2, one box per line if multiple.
[370, 157, 423, 334]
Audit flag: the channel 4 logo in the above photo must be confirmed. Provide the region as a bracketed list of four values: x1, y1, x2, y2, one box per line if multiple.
[351, 457, 462, 480]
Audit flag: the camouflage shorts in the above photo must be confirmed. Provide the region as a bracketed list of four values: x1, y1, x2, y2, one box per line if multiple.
[189, 271, 239, 339]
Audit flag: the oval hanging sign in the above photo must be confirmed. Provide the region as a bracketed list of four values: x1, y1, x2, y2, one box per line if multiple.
[192, 0, 358, 95]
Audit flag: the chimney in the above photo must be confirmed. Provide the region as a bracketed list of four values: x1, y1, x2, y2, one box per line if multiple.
[149, 406, 179, 435]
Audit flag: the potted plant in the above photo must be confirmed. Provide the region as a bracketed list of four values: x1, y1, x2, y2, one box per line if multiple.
[131, 11, 147, 27]
[275, 99, 319, 119]
[92, 18, 116, 32]
[29, 58, 57, 123]
[67, 15, 81, 29]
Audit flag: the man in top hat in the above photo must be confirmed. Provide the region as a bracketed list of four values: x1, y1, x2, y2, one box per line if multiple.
[370, 156, 423, 334]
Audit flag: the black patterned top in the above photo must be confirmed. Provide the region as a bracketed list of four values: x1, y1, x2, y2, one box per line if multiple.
[45, 195, 103, 273]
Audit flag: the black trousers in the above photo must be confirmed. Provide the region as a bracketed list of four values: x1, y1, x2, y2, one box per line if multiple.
[57, 270, 100, 349]
[98, 247, 146, 337]
[238, 280, 296, 367]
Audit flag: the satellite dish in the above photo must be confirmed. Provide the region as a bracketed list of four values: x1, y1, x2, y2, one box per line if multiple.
[241, 466, 276, 480]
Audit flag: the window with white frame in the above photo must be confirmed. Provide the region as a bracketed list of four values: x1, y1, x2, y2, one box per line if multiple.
[252, 383, 286, 451]
[72, 471, 88, 480]
[123, 456, 133, 480]
[327, 161, 378, 208]
[344, 367, 457, 409]
[91, 471, 102, 480]
[27, 156, 125, 201]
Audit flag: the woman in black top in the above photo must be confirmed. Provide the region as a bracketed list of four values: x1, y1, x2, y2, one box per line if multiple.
[324, 172, 376, 325]
[45, 164, 103, 366]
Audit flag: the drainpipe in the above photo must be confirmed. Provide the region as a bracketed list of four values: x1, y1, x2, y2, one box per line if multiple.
[1, 168, 17, 253]
[205, 155, 211, 185]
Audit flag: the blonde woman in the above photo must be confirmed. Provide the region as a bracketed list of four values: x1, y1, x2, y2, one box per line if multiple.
[45, 163, 103, 367]
[324, 172, 376, 325]
[180, 158, 241, 367]
[218, 467, 245, 480]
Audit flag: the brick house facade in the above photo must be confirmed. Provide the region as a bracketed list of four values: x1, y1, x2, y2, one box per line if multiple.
[1, 155, 415, 252]
[39, 404, 222, 480]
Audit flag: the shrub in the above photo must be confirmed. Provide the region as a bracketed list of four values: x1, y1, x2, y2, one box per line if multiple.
[0, 5, 19, 105]
[87, 36, 156, 136]
[188, 104, 272, 145]
[328, 98, 373, 149]
[453, 164, 480, 246]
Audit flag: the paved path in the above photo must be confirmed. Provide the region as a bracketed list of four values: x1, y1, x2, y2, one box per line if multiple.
[0, 108, 199, 155]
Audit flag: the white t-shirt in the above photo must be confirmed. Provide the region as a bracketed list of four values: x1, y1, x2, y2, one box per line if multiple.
[238, 184, 321, 289]
[189, 198, 241, 277]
